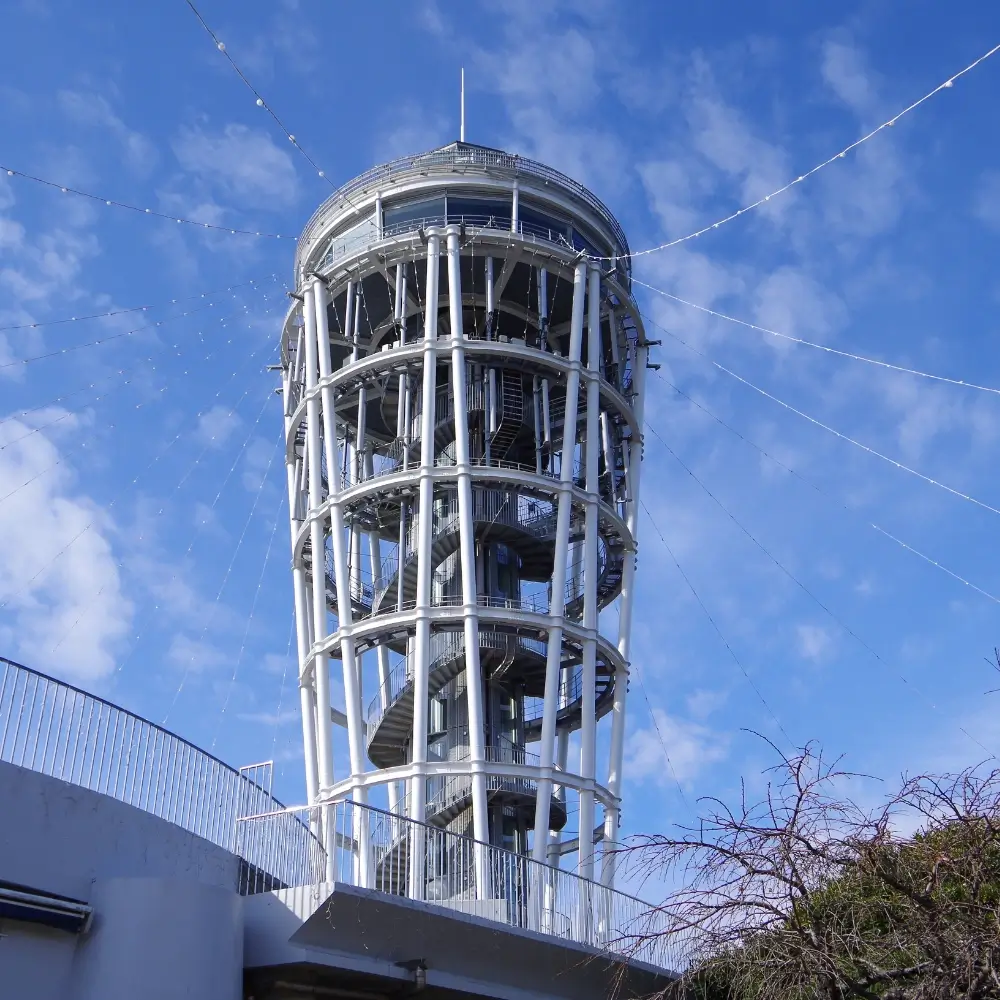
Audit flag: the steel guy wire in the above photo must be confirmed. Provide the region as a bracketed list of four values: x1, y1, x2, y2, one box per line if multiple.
[211, 433, 285, 751]
[107, 354, 282, 692]
[0, 291, 262, 451]
[0, 297, 231, 371]
[163, 387, 284, 724]
[0, 286, 281, 510]
[0, 312, 278, 617]
[1, 365, 173, 431]
[182, 0, 338, 189]
[0, 164, 297, 239]
[270, 615, 296, 764]
[639, 499, 794, 749]
[647, 424, 998, 761]
[654, 373, 1000, 611]
[600, 40, 1000, 262]
[611, 599, 689, 807]
[0, 273, 281, 426]
[635, 277, 1000, 397]
[44, 315, 281, 656]
[0, 275, 272, 333]
[653, 320, 1000, 521]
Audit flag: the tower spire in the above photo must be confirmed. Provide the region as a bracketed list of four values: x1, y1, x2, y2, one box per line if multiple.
[460, 67, 465, 142]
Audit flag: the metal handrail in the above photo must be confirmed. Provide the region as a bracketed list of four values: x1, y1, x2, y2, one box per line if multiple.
[236, 797, 691, 973]
[0, 657, 303, 859]
[298, 142, 631, 272]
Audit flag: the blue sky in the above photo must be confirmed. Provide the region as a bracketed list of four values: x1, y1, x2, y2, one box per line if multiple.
[3, 0, 1000, 852]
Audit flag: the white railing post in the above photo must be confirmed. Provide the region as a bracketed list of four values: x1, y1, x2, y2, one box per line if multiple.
[532, 260, 587, 862]
[445, 226, 491, 901]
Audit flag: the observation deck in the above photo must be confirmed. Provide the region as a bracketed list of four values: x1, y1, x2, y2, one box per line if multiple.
[283, 139, 651, 900]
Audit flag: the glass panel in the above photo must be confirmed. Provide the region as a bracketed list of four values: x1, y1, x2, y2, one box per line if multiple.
[446, 197, 511, 228]
[322, 212, 378, 262]
[383, 197, 446, 233]
[519, 204, 570, 242]
[572, 225, 607, 258]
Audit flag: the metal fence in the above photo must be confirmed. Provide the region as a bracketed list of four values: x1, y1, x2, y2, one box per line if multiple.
[237, 798, 692, 974]
[298, 143, 632, 273]
[0, 657, 302, 858]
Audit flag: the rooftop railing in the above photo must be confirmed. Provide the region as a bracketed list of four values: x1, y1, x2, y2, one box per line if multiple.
[0, 659, 686, 972]
[298, 143, 631, 275]
[0, 656, 304, 860]
[236, 797, 690, 974]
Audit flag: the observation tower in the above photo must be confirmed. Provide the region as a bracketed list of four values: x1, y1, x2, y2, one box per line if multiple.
[281, 141, 650, 896]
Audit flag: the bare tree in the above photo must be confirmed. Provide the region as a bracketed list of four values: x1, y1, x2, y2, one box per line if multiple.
[622, 743, 1000, 999]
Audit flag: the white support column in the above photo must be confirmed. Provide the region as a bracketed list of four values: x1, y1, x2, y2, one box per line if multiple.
[285, 355, 319, 804]
[541, 378, 552, 470]
[511, 181, 519, 234]
[601, 334, 648, 888]
[577, 265, 602, 880]
[314, 276, 371, 881]
[532, 377, 543, 474]
[411, 235, 441, 836]
[546, 726, 570, 868]
[446, 227, 490, 899]
[538, 268, 549, 348]
[532, 260, 587, 863]
[303, 286, 336, 796]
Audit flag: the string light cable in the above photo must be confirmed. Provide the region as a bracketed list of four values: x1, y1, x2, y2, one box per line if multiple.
[652, 320, 1000, 521]
[270, 615, 296, 772]
[611, 600, 689, 806]
[599, 40, 1000, 262]
[0, 286, 273, 452]
[654, 372, 1000, 611]
[105, 354, 281, 693]
[635, 278, 1000, 397]
[1, 301, 280, 620]
[0, 295, 240, 372]
[162, 395, 284, 724]
[56, 353, 280, 668]
[45, 348, 276, 656]
[639, 498, 794, 748]
[0, 163, 297, 239]
[0, 285, 278, 508]
[182, 0, 337, 188]
[646, 421, 997, 760]
[211, 434, 285, 750]
[0, 275, 273, 333]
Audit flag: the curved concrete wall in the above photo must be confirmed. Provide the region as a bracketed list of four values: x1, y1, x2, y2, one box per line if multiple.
[71, 877, 242, 1000]
[0, 760, 242, 1000]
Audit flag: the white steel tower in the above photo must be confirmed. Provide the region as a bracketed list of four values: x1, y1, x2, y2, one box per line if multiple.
[282, 142, 650, 894]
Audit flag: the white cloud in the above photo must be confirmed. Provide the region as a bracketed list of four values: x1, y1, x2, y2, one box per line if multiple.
[686, 687, 728, 720]
[625, 708, 729, 785]
[752, 267, 847, 346]
[241, 435, 275, 492]
[973, 171, 1000, 231]
[684, 69, 789, 214]
[821, 40, 876, 115]
[237, 708, 297, 725]
[57, 89, 157, 174]
[166, 633, 229, 674]
[260, 651, 294, 678]
[196, 404, 242, 449]
[172, 123, 300, 209]
[374, 101, 451, 162]
[796, 623, 834, 663]
[0, 410, 131, 680]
